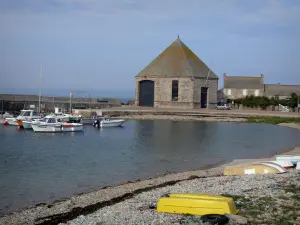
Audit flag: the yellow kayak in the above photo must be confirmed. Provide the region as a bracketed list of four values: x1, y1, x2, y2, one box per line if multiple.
[156, 193, 239, 216]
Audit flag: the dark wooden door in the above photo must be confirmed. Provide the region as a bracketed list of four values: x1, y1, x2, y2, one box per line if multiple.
[139, 80, 154, 107]
[201, 87, 208, 108]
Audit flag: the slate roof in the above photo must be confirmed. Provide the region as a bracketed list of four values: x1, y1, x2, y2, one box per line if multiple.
[136, 37, 218, 79]
[264, 84, 300, 96]
[224, 75, 264, 89]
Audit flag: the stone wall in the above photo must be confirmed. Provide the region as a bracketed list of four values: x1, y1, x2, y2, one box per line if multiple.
[136, 76, 195, 108]
[136, 76, 218, 109]
[193, 78, 218, 108]
[223, 88, 264, 100]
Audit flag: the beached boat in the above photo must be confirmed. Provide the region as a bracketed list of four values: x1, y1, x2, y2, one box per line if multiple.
[156, 193, 239, 216]
[275, 155, 300, 166]
[296, 162, 300, 170]
[270, 160, 295, 169]
[31, 116, 84, 133]
[224, 162, 286, 176]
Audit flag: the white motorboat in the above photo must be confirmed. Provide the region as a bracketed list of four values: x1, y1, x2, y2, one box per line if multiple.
[0, 112, 14, 121]
[31, 116, 84, 132]
[99, 118, 125, 128]
[4, 117, 18, 126]
[22, 118, 45, 129]
[5, 110, 42, 126]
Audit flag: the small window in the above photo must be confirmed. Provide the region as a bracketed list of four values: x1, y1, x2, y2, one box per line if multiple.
[243, 89, 248, 96]
[172, 80, 179, 101]
[255, 90, 259, 96]
[48, 118, 55, 123]
[227, 89, 231, 96]
[24, 111, 31, 116]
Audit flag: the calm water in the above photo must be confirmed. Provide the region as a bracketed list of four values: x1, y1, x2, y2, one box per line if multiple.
[0, 120, 299, 214]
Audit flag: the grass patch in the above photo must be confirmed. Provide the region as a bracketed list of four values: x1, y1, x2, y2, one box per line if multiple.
[283, 184, 299, 193]
[247, 116, 300, 125]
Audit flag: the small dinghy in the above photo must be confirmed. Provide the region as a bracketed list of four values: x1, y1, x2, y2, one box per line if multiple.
[156, 193, 239, 216]
[224, 162, 286, 176]
[31, 116, 84, 133]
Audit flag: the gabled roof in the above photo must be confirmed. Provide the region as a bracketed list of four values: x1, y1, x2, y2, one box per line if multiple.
[264, 84, 300, 96]
[136, 37, 218, 79]
[224, 75, 264, 89]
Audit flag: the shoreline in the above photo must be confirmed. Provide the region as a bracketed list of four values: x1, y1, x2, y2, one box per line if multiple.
[0, 123, 300, 224]
[113, 114, 247, 122]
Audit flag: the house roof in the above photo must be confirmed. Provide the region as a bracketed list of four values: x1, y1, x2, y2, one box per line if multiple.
[136, 37, 218, 79]
[264, 84, 300, 96]
[224, 75, 264, 89]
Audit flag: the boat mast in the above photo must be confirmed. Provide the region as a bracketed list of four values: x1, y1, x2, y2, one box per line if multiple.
[39, 65, 43, 113]
[69, 92, 72, 113]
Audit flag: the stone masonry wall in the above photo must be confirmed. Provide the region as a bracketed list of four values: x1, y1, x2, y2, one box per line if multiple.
[223, 88, 264, 100]
[135, 76, 194, 108]
[193, 78, 218, 108]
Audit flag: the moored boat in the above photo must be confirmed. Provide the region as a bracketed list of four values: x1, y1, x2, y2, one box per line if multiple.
[31, 116, 84, 133]
[5, 110, 42, 126]
[22, 120, 33, 129]
[100, 118, 125, 127]
[4, 117, 19, 126]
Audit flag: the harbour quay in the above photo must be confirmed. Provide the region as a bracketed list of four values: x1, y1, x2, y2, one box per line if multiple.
[0, 93, 121, 114]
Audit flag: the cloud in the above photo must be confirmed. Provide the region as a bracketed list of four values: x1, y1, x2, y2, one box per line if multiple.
[1, 0, 300, 91]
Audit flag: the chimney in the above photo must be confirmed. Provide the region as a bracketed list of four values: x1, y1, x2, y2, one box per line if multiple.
[260, 74, 264, 84]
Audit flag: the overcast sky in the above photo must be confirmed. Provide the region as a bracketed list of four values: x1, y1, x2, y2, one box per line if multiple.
[1, 0, 300, 98]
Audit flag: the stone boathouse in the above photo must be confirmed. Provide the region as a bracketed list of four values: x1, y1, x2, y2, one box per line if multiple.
[135, 37, 219, 109]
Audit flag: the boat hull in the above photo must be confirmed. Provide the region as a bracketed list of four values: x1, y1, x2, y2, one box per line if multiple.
[156, 193, 239, 216]
[31, 124, 84, 132]
[224, 162, 286, 176]
[22, 121, 33, 129]
[276, 155, 300, 166]
[5, 118, 18, 126]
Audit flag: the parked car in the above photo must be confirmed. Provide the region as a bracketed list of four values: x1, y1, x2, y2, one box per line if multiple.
[216, 103, 231, 110]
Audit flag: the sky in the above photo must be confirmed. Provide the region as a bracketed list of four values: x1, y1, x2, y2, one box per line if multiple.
[0, 0, 300, 98]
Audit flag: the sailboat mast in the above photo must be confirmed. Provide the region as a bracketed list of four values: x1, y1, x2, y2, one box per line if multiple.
[39, 65, 43, 113]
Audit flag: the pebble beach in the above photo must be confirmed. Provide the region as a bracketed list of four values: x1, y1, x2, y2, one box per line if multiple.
[64, 170, 300, 225]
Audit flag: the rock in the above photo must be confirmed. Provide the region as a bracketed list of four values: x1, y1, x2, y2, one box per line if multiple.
[285, 192, 295, 197]
[279, 190, 286, 195]
[225, 214, 248, 224]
